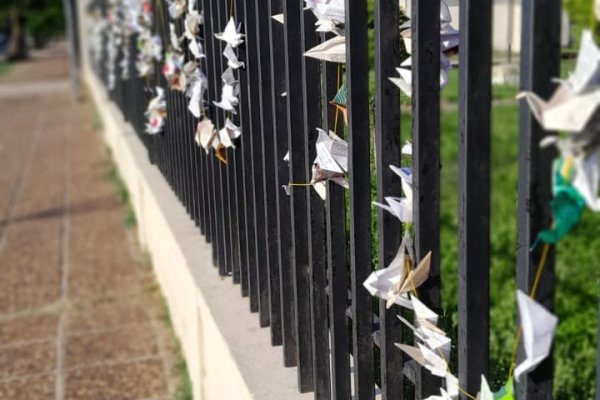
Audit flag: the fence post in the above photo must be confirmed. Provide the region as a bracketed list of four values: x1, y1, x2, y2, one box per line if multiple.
[322, 47, 351, 400]
[345, 0, 375, 398]
[268, 0, 298, 368]
[411, 0, 442, 397]
[517, 0, 561, 398]
[283, 0, 315, 391]
[458, 0, 492, 397]
[374, 0, 403, 398]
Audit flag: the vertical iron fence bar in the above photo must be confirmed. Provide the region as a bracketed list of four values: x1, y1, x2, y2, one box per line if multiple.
[217, 0, 234, 276]
[244, 0, 271, 327]
[517, 0, 561, 398]
[198, 0, 213, 244]
[302, 14, 330, 400]
[183, 34, 197, 224]
[345, 0, 374, 397]
[256, 0, 282, 344]
[172, 16, 185, 207]
[458, 0, 492, 397]
[209, 0, 225, 268]
[204, 0, 218, 262]
[186, 13, 202, 230]
[373, 0, 403, 397]
[412, 0, 442, 397]
[224, 0, 242, 282]
[201, 0, 221, 265]
[232, 0, 249, 293]
[270, 0, 298, 367]
[323, 58, 351, 400]
[212, 0, 230, 276]
[238, 0, 259, 307]
[236, 0, 259, 311]
[283, 0, 315, 391]
[194, 7, 203, 230]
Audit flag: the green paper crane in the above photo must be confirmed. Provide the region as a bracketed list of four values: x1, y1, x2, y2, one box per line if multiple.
[536, 157, 586, 245]
[494, 379, 514, 400]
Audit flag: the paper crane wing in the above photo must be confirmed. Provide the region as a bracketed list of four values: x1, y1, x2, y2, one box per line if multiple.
[514, 291, 558, 381]
[573, 149, 600, 211]
[304, 36, 346, 63]
[566, 30, 600, 94]
[397, 251, 432, 294]
[518, 85, 600, 132]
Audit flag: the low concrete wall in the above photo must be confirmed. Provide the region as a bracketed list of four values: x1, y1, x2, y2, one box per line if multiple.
[84, 68, 312, 400]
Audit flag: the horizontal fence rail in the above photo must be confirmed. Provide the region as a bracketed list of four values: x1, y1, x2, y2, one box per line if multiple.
[85, 0, 600, 398]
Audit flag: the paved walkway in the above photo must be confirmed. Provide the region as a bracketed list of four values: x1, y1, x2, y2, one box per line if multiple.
[0, 43, 181, 399]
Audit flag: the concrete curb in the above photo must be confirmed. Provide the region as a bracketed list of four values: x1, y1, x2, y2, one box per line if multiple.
[84, 68, 312, 400]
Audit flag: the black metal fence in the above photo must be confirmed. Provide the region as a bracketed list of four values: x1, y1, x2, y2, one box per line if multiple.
[87, 0, 596, 399]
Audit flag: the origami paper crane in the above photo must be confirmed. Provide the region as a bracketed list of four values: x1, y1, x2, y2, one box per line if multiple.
[397, 297, 450, 363]
[304, 36, 346, 63]
[141, 0, 154, 25]
[311, 128, 348, 199]
[363, 234, 432, 309]
[329, 84, 348, 126]
[517, 84, 600, 133]
[163, 51, 187, 91]
[213, 68, 240, 113]
[389, 54, 452, 98]
[136, 30, 162, 77]
[393, 1, 457, 96]
[401, 1, 459, 55]
[215, 17, 245, 48]
[572, 149, 600, 211]
[514, 290, 558, 381]
[493, 379, 514, 400]
[519, 31, 600, 133]
[167, 0, 186, 19]
[536, 157, 586, 244]
[560, 30, 600, 95]
[185, 63, 208, 118]
[223, 44, 245, 69]
[271, 14, 285, 24]
[218, 118, 242, 149]
[169, 23, 183, 52]
[145, 87, 167, 135]
[445, 373, 459, 399]
[373, 164, 413, 224]
[477, 375, 493, 400]
[396, 342, 448, 378]
[182, 6, 204, 59]
[305, 0, 345, 35]
[195, 118, 217, 152]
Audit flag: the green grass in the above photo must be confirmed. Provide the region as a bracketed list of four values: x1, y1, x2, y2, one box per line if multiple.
[442, 68, 519, 103]
[391, 93, 598, 397]
[174, 348, 194, 400]
[0, 62, 10, 76]
[105, 156, 137, 228]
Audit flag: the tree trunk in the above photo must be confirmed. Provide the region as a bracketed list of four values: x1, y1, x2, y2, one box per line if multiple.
[6, 6, 28, 61]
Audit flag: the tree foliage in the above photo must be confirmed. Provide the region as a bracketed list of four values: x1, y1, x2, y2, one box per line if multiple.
[0, 0, 65, 46]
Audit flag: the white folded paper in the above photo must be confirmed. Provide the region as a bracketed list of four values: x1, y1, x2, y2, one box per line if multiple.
[215, 17, 245, 48]
[304, 36, 346, 64]
[514, 290, 558, 381]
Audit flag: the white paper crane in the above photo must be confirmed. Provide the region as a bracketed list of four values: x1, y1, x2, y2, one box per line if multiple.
[215, 17, 245, 48]
[304, 36, 346, 63]
[514, 290, 558, 382]
[373, 164, 413, 224]
[223, 44, 245, 69]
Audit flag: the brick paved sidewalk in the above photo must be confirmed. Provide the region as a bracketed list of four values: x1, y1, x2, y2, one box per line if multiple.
[0, 43, 183, 399]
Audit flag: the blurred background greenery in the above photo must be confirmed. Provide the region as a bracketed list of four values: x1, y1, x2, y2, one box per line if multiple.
[0, 0, 64, 60]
